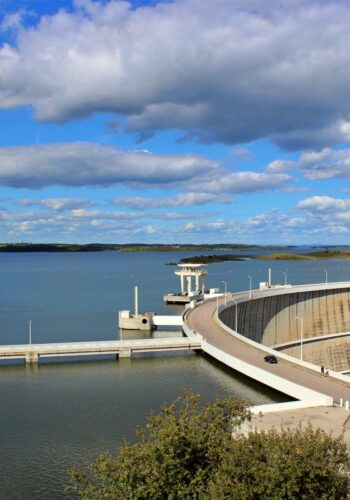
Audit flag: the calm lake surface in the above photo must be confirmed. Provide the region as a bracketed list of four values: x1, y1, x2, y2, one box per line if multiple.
[1, 250, 350, 499]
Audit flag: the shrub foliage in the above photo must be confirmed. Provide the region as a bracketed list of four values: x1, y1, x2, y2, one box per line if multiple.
[70, 391, 350, 499]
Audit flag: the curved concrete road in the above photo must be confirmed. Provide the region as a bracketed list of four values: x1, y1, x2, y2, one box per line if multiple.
[185, 296, 350, 403]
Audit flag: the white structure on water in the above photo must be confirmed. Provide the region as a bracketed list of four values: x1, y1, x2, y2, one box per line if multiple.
[118, 286, 182, 330]
[164, 263, 208, 303]
[118, 286, 155, 330]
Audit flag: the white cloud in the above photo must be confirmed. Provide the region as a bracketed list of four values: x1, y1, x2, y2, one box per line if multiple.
[69, 208, 142, 220]
[267, 147, 350, 180]
[297, 195, 350, 214]
[266, 160, 295, 174]
[2, 1, 350, 148]
[3, 194, 350, 243]
[0, 142, 217, 188]
[1, 12, 23, 32]
[19, 197, 93, 210]
[112, 192, 231, 209]
[230, 148, 252, 160]
[297, 149, 350, 180]
[0, 205, 157, 240]
[0, 142, 292, 193]
[295, 196, 350, 235]
[195, 171, 293, 194]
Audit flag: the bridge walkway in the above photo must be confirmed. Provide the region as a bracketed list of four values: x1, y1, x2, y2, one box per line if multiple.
[0, 337, 201, 363]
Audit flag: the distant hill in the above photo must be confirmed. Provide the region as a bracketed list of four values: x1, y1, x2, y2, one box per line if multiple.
[0, 243, 293, 253]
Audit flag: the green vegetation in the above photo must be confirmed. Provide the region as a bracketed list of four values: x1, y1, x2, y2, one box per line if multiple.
[69, 391, 350, 499]
[0, 243, 118, 252]
[254, 249, 350, 260]
[180, 254, 245, 264]
[0, 243, 292, 252]
[178, 248, 350, 264]
[2, 244, 350, 261]
[0, 243, 292, 253]
[253, 252, 316, 260]
[308, 249, 350, 259]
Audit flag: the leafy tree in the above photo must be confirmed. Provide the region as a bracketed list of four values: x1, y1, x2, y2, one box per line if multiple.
[210, 425, 350, 499]
[69, 391, 350, 499]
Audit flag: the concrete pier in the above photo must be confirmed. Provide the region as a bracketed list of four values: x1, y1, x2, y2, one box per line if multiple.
[25, 352, 39, 364]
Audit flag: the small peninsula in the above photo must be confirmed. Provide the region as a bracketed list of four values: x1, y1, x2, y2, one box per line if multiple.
[178, 249, 350, 264]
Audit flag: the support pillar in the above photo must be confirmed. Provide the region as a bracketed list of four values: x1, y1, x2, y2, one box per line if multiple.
[187, 276, 192, 293]
[195, 274, 199, 292]
[25, 352, 38, 364]
[134, 286, 139, 317]
[180, 275, 184, 293]
[118, 349, 132, 358]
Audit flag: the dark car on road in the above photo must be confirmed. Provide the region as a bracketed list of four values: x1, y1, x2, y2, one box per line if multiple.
[264, 354, 278, 364]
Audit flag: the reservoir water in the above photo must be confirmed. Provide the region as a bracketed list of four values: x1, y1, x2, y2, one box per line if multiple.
[1, 250, 350, 499]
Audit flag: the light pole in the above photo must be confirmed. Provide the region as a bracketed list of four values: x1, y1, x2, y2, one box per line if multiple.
[324, 269, 328, 284]
[29, 319, 32, 345]
[283, 271, 287, 287]
[222, 280, 227, 306]
[296, 316, 303, 361]
[233, 298, 238, 332]
[248, 275, 252, 299]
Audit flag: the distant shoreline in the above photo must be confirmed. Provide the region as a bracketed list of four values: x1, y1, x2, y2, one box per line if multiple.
[179, 249, 350, 264]
[0, 244, 349, 262]
[0, 243, 294, 253]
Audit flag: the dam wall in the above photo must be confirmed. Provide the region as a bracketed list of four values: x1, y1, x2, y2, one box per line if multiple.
[219, 288, 350, 349]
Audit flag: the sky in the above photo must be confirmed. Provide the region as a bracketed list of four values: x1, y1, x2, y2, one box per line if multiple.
[0, 0, 350, 244]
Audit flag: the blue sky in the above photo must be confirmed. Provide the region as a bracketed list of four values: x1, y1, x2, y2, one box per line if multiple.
[0, 0, 350, 244]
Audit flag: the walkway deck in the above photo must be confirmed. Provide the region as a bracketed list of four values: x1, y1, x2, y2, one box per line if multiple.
[0, 337, 201, 363]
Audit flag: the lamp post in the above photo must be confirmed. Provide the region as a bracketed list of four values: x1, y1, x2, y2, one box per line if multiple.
[283, 271, 287, 287]
[233, 298, 238, 332]
[29, 319, 32, 345]
[248, 275, 252, 299]
[222, 280, 227, 306]
[324, 269, 328, 285]
[296, 316, 303, 361]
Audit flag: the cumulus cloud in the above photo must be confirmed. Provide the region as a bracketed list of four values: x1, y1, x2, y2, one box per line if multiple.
[295, 196, 350, 236]
[112, 192, 231, 209]
[297, 149, 350, 180]
[1, 12, 23, 32]
[19, 197, 93, 210]
[297, 196, 350, 214]
[0, 142, 292, 193]
[267, 147, 350, 180]
[0, 142, 217, 188]
[194, 171, 293, 194]
[2, 0, 350, 148]
[0, 205, 158, 240]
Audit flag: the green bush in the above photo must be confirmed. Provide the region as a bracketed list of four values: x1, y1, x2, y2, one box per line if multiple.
[70, 391, 350, 499]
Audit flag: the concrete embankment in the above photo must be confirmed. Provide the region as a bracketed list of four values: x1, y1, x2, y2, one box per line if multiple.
[242, 405, 350, 451]
[219, 285, 350, 371]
